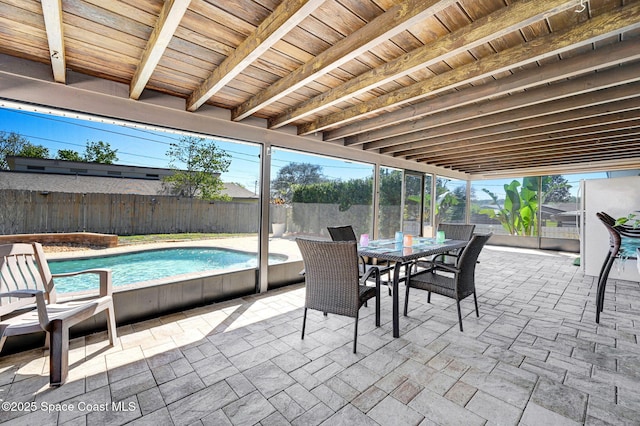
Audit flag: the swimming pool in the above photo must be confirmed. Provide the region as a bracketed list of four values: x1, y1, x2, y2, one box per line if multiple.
[49, 247, 287, 293]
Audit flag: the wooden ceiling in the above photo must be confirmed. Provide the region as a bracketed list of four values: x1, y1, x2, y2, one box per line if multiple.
[1, 0, 639, 178]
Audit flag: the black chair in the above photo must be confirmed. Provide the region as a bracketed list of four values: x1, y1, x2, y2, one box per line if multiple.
[404, 233, 491, 331]
[595, 212, 640, 323]
[415, 223, 476, 270]
[327, 225, 394, 292]
[598, 211, 640, 237]
[296, 238, 380, 353]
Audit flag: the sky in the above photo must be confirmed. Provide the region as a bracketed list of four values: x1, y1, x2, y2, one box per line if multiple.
[0, 106, 372, 192]
[1, 105, 607, 196]
[0, 106, 263, 190]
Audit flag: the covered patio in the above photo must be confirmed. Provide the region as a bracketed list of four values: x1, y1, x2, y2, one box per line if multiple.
[1, 245, 639, 425]
[2, 0, 640, 424]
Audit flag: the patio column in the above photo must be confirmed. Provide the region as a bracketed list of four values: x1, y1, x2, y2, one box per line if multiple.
[257, 143, 272, 293]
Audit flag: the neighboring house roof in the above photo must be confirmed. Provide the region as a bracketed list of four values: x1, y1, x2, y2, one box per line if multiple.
[0, 171, 257, 200]
[221, 182, 258, 199]
[6, 156, 176, 180]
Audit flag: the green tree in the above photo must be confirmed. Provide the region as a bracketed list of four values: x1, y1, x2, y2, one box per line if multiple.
[290, 178, 373, 233]
[433, 178, 464, 227]
[0, 131, 49, 169]
[480, 177, 539, 236]
[378, 169, 403, 238]
[56, 149, 83, 162]
[84, 141, 118, 164]
[17, 144, 49, 159]
[541, 175, 572, 203]
[163, 136, 231, 200]
[379, 169, 402, 207]
[271, 162, 325, 203]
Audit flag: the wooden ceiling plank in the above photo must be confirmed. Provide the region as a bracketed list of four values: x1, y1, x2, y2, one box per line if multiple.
[231, 0, 458, 121]
[395, 96, 640, 159]
[473, 153, 640, 170]
[63, 0, 150, 39]
[394, 110, 640, 158]
[445, 138, 640, 163]
[41, 0, 65, 83]
[300, 2, 640, 136]
[129, 0, 191, 99]
[414, 131, 640, 164]
[468, 157, 640, 179]
[373, 61, 640, 152]
[186, 0, 325, 112]
[444, 142, 640, 171]
[268, 0, 583, 129]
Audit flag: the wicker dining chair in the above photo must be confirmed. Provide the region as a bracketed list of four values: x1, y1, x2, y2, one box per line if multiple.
[404, 233, 491, 331]
[296, 238, 380, 353]
[437, 223, 476, 250]
[595, 213, 621, 323]
[598, 211, 640, 237]
[594, 212, 640, 323]
[327, 225, 393, 290]
[414, 223, 476, 271]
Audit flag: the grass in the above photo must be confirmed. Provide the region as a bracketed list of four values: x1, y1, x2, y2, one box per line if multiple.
[118, 233, 256, 245]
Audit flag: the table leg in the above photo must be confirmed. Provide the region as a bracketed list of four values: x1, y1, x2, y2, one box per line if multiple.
[392, 262, 402, 338]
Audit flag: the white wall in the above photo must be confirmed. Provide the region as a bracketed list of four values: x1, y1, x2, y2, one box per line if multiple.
[583, 176, 640, 281]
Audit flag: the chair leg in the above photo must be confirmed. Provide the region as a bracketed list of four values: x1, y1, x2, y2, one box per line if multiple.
[49, 319, 69, 387]
[473, 291, 479, 317]
[427, 291, 431, 303]
[403, 283, 410, 316]
[595, 251, 612, 322]
[301, 308, 307, 340]
[106, 305, 118, 345]
[353, 312, 359, 353]
[596, 252, 617, 323]
[599, 253, 617, 310]
[456, 300, 463, 332]
[376, 287, 381, 328]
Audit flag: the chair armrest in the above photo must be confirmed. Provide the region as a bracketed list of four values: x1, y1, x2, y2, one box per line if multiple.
[52, 268, 113, 297]
[360, 265, 379, 284]
[431, 252, 461, 263]
[0, 290, 50, 330]
[430, 262, 460, 274]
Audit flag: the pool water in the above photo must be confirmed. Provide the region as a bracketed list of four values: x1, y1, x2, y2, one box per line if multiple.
[621, 237, 640, 258]
[49, 247, 286, 293]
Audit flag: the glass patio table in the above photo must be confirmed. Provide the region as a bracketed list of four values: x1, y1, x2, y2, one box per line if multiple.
[359, 237, 468, 338]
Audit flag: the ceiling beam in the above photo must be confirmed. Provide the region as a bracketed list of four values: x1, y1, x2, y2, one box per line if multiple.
[442, 140, 640, 172]
[372, 62, 640, 153]
[130, 0, 191, 100]
[41, 0, 65, 83]
[231, 0, 457, 121]
[337, 40, 640, 144]
[267, 0, 582, 129]
[421, 131, 640, 165]
[186, 0, 325, 112]
[396, 110, 640, 159]
[299, 2, 640, 136]
[397, 96, 640, 159]
[469, 157, 640, 179]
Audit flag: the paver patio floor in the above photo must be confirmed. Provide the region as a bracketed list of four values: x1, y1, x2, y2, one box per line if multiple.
[1, 245, 639, 425]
